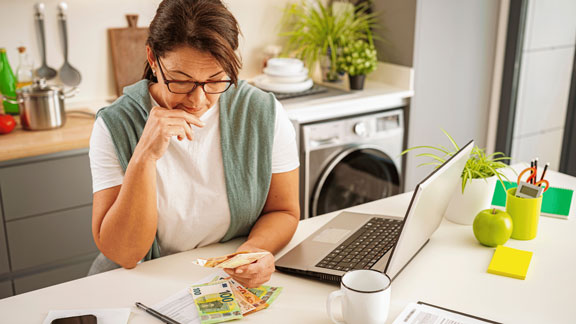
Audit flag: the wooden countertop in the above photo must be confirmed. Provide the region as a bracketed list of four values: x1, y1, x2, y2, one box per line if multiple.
[0, 111, 95, 162]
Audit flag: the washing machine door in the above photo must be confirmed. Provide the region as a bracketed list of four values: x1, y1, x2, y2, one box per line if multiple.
[311, 146, 401, 217]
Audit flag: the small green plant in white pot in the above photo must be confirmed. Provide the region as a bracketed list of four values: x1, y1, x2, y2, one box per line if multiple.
[402, 130, 511, 225]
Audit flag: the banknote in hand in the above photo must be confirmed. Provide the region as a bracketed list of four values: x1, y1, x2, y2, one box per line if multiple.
[192, 251, 270, 268]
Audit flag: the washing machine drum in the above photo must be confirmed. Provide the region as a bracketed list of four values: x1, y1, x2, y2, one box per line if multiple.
[312, 147, 401, 217]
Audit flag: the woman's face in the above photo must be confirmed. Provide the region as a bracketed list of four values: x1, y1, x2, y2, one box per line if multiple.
[146, 45, 227, 119]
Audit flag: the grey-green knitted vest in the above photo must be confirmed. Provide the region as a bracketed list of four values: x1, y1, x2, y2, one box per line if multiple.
[88, 79, 275, 274]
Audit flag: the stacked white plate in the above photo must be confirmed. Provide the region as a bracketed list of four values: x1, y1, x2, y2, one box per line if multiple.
[254, 58, 313, 93]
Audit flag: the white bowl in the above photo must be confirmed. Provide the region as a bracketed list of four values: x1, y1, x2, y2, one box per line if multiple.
[265, 72, 309, 84]
[264, 66, 309, 78]
[253, 75, 313, 93]
[265, 58, 304, 75]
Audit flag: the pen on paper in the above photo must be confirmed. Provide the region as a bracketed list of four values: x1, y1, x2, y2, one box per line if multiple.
[135, 302, 182, 324]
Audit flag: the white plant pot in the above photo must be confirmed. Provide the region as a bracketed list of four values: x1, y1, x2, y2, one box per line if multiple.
[444, 176, 498, 225]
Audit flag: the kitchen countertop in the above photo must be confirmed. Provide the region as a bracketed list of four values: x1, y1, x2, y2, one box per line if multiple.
[0, 111, 96, 162]
[283, 80, 413, 124]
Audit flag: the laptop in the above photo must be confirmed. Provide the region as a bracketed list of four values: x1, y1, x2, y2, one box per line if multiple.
[276, 140, 474, 282]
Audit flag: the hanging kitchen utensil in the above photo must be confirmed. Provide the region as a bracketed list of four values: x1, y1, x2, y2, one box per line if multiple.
[57, 2, 82, 87]
[108, 14, 149, 97]
[34, 2, 57, 80]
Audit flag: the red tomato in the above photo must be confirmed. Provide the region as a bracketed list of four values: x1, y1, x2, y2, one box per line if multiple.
[0, 114, 16, 134]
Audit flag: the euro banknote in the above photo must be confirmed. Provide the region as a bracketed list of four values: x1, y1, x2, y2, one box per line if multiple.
[192, 251, 270, 268]
[189, 279, 243, 324]
[248, 285, 283, 305]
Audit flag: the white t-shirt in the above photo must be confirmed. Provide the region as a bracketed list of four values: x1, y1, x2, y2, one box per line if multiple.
[89, 97, 299, 256]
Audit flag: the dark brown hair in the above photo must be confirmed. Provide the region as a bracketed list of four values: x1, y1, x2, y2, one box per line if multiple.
[143, 0, 242, 85]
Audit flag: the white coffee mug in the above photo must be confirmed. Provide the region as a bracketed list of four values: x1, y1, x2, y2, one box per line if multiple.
[326, 270, 391, 324]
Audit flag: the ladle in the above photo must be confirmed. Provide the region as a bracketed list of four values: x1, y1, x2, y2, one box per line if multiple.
[57, 2, 82, 87]
[34, 3, 57, 80]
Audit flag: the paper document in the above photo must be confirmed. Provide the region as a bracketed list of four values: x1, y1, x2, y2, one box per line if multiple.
[153, 271, 227, 324]
[392, 302, 502, 324]
[154, 288, 200, 324]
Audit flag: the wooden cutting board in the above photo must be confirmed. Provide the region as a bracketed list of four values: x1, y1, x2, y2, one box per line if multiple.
[108, 14, 149, 97]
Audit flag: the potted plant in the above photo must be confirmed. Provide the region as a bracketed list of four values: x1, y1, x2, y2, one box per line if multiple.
[335, 39, 378, 90]
[279, 0, 377, 82]
[402, 130, 511, 225]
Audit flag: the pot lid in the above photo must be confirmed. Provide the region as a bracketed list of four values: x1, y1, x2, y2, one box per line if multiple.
[17, 78, 60, 96]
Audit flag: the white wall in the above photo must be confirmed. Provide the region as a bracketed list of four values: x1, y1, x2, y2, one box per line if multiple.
[0, 0, 293, 105]
[404, 0, 500, 190]
[510, 0, 576, 171]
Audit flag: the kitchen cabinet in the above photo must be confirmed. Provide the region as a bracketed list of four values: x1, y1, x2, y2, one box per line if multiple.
[0, 281, 13, 299]
[0, 213, 9, 276]
[0, 148, 98, 298]
[6, 205, 95, 271]
[13, 259, 94, 295]
[0, 154, 93, 221]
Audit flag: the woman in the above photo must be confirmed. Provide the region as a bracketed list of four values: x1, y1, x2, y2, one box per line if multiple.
[88, 0, 300, 288]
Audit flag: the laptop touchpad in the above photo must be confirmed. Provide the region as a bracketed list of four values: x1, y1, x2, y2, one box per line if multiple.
[312, 228, 351, 244]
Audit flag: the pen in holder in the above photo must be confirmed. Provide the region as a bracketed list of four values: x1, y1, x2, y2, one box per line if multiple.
[506, 188, 542, 240]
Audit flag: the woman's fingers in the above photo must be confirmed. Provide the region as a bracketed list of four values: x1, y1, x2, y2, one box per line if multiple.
[165, 125, 188, 141]
[222, 255, 275, 288]
[166, 118, 194, 141]
[172, 109, 205, 128]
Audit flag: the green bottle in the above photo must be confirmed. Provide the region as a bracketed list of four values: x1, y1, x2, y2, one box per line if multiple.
[0, 48, 19, 115]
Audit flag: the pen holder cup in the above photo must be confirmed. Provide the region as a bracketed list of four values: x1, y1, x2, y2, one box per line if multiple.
[506, 188, 542, 240]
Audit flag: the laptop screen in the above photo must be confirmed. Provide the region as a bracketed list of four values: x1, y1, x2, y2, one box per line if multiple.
[385, 140, 474, 279]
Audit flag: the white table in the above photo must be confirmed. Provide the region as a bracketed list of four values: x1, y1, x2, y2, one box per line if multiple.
[1, 169, 575, 324]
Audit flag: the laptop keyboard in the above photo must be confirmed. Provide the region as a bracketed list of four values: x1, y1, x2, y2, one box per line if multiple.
[315, 217, 402, 272]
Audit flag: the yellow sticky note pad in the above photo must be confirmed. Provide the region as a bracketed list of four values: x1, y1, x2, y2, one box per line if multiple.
[487, 245, 533, 280]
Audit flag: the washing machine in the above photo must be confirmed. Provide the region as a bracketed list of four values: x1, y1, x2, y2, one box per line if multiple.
[300, 108, 404, 219]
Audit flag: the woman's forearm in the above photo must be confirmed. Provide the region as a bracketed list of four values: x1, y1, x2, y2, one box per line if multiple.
[94, 153, 159, 268]
[241, 211, 299, 254]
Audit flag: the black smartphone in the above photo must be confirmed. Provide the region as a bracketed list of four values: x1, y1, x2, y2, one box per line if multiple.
[51, 315, 97, 324]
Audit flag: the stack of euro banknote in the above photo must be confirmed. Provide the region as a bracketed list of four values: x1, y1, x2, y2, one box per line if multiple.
[191, 252, 283, 324]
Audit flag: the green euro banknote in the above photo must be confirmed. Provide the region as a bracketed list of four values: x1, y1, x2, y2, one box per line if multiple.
[247, 285, 283, 305]
[189, 280, 243, 324]
[213, 277, 268, 314]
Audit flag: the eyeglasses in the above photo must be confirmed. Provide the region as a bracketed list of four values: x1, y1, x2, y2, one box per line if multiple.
[155, 55, 232, 94]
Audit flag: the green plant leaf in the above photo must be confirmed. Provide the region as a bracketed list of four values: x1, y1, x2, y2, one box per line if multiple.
[417, 162, 442, 168]
[415, 153, 446, 163]
[401, 145, 451, 156]
[279, 0, 379, 76]
[441, 128, 460, 150]
[403, 128, 513, 193]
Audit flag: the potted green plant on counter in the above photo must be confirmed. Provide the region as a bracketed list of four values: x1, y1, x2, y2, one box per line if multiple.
[402, 130, 511, 225]
[335, 38, 378, 90]
[279, 0, 377, 82]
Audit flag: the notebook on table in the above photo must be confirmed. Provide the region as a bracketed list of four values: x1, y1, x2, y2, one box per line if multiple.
[276, 141, 474, 282]
[491, 181, 574, 219]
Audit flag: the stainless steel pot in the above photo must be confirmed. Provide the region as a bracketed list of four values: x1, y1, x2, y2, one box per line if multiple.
[2, 79, 76, 130]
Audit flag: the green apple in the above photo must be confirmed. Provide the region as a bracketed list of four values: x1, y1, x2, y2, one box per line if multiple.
[473, 208, 513, 247]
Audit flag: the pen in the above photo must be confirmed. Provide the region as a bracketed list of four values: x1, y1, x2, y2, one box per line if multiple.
[135, 302, 182, 324]
[540, 163, 549, 185]
[530, 160, 534, 184]
[532, 158, 538, 184]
